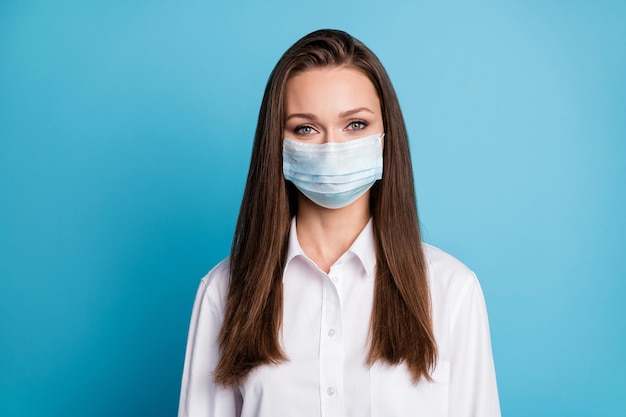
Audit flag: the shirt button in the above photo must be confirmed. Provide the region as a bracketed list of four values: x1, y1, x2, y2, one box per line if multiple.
[330, 275, 338, 283]
[327, 387, 336, 396]
[327, 328, 336, 337]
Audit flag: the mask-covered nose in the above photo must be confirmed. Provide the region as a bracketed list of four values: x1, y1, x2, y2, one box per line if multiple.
[282, 133, 383, 209]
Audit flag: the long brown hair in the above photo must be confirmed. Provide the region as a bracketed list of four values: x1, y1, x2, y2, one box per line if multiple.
[214, 29, 436, 386]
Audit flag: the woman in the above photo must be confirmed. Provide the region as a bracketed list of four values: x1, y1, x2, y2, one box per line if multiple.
[178, 29, 500, 417]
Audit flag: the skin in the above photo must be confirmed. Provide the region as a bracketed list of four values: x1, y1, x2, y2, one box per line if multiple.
[283, 66, 384, 273]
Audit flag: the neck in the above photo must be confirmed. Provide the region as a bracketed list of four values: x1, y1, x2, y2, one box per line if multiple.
[295, 192, 371, 273]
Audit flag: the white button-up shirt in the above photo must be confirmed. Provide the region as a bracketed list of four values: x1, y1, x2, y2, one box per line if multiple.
[178, 218, 501, 417]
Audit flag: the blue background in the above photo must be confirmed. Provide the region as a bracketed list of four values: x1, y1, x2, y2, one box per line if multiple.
[1, 1, 624, 416]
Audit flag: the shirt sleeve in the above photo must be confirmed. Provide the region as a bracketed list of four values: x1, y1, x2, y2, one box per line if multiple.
[178, 277, 242, 417]
[448, 273, 501, 417]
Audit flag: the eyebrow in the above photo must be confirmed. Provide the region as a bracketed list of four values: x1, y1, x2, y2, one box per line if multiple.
[339, 107, 375, 118]
[285, 112, 317, 122]
[285, 107, 375, 122]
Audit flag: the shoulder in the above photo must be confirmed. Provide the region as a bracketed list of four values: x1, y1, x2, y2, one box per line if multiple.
[196, 258, 231, 315]
[421, 243, 481, 302]
[422, 243, 474, 280]
[422, 243, 492, 352]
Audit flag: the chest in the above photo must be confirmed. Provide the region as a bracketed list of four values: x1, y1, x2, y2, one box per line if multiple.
[237, 259, 452, 417]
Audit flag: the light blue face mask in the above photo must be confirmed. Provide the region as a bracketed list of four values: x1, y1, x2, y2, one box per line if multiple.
[282, 133, 384, 209]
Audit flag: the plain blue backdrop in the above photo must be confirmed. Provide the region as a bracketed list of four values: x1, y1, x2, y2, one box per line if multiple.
[1, 1, 624, 416]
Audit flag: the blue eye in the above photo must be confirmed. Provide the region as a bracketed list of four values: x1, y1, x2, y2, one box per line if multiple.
[347, 121, 367, 130]
[295, 125, 317, 135]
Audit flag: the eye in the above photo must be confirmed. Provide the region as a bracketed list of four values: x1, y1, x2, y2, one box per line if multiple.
[346, 120, 368, 131]
[294, 125, 318, 135]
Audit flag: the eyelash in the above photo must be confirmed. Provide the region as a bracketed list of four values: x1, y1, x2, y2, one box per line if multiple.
[294, 125, 317, 135]
[293, 120, 369, 135]
[347, 120, 368, 130]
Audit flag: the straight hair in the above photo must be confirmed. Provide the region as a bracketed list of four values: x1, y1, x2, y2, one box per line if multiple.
[214, 29, 436, 386]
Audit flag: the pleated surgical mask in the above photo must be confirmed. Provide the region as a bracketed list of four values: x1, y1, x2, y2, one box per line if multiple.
[282, 133, 384, 209]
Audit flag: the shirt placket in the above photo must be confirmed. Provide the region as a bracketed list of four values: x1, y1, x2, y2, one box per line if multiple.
[319, 263, 345, 417]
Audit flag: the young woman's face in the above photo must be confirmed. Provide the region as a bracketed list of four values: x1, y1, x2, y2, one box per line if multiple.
[283, 66, 384, 144]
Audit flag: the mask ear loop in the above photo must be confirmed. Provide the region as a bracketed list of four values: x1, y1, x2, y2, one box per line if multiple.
[380, 132, 385, 150]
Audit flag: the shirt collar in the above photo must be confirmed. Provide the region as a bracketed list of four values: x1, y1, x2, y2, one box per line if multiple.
[285, 216, 377, 279]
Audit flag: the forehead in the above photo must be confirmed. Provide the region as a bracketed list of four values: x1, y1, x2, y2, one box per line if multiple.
[284, 66, 380, 112]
